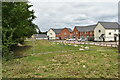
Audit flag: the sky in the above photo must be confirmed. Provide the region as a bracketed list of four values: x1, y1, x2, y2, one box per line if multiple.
[29, 0, 119, 32]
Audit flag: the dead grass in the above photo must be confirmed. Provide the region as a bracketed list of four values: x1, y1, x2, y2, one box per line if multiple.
[2, 40, 119, 78]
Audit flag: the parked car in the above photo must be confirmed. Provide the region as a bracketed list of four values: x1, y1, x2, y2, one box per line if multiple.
[77, 38, 82, 42]
[67, 38, 76, 41]
[77, 38, 87, 42]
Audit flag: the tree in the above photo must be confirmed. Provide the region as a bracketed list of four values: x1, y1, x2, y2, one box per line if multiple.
[2, 2, 38, 60]
[34, 24, 41, 34]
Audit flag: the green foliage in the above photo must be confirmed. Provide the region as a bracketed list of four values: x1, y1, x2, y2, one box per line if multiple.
[2, 2, 38, 60]
[40, 31, 47, 34]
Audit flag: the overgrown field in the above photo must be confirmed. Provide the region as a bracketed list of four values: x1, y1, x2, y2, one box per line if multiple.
[2, 40, 118, 78]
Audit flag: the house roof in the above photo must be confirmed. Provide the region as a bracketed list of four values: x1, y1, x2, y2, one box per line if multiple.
[63, 28, 72, 32]
[67, 28, 72, 32]
[34, 34, 47, 38]
[75, 24, 96, 32]
[98, 22, 119, 29]
[51, 28, 63, 34]
[51, 28, 72, 34]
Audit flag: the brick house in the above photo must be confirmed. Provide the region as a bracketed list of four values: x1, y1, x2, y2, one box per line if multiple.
[73, 26, 80, 39]
[73, 24, 96, 40]
[59, 28, 73, 39]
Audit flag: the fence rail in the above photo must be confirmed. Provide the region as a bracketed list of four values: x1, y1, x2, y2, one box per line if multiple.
[54, 40, 118, 48]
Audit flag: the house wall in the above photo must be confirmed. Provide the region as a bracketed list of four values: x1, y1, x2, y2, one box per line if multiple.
[56, 34, 61, 39]
[73, 27, 80, 39]
[70, 32, 74, 38]
[90, 31, 94, 37]
[79, 31, 94, 40]
[73, 27, 94, 40]
[105, 29, 119, 41]
[82, 31, 94, 37]
[47, 29, 56, 39]
[114, 29, 119, 41]
[94, 23, 105, 41]
[94, 23, 119, 41]
[60, 28, 71, 39]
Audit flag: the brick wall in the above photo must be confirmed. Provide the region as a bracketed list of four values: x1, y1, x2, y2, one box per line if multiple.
[73, 27, 80, 39]
[73, 27, 94, 39]
[60, 28, 71, 39]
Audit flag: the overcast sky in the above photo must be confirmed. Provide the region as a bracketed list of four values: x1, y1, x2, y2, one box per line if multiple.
[29, 0, 119, 32]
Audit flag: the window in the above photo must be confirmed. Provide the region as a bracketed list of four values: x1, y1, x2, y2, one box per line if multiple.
[64, 32, 66, 35]
[90, 32, 92, 34]
[98, 30, 101, 33]
[76, 32, 78, 34]
[87, 35, 89, 37]
[109, 32, 111, 35]
[50, 33, 52, 35]
[115, 30, 116, 32]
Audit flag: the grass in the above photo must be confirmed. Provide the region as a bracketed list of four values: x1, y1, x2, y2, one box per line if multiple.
[2, 40, 119, 78]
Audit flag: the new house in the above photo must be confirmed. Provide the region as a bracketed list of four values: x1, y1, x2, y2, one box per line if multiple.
[59, 28, 73, 39]
[47, 28, 63, 40]
[73, 24, 96, 40]
[94, 22, 119, 41]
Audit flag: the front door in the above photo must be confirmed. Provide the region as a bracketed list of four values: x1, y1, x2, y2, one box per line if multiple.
[103, 37, 105, 42]
[59, 37, 61, 40]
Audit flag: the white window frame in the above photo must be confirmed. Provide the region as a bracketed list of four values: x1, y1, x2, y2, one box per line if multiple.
[64, 32, 66, 35]
[90, 32, 92, 34]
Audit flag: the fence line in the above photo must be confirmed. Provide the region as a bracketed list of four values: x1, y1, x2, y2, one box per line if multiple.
[54, 40, 118, 48]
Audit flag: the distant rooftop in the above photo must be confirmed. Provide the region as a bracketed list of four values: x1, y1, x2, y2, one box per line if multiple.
[98, 22, 119, 29]
[75, 22, 119, 32]
[51, 28, 63, 34]
[34, 34, 47, 38]
[67, 28, 72, 32]
[75, 24, 97, 32]
[63, 28, 72, 32]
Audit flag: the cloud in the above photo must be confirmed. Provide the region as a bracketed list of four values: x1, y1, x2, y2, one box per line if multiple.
[29, 1, 118, 31]
[30, 0, 119, 2]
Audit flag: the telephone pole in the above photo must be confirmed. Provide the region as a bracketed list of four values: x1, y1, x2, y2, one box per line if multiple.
[118, 32, 120, 53]
[118, 2, 120, 53]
